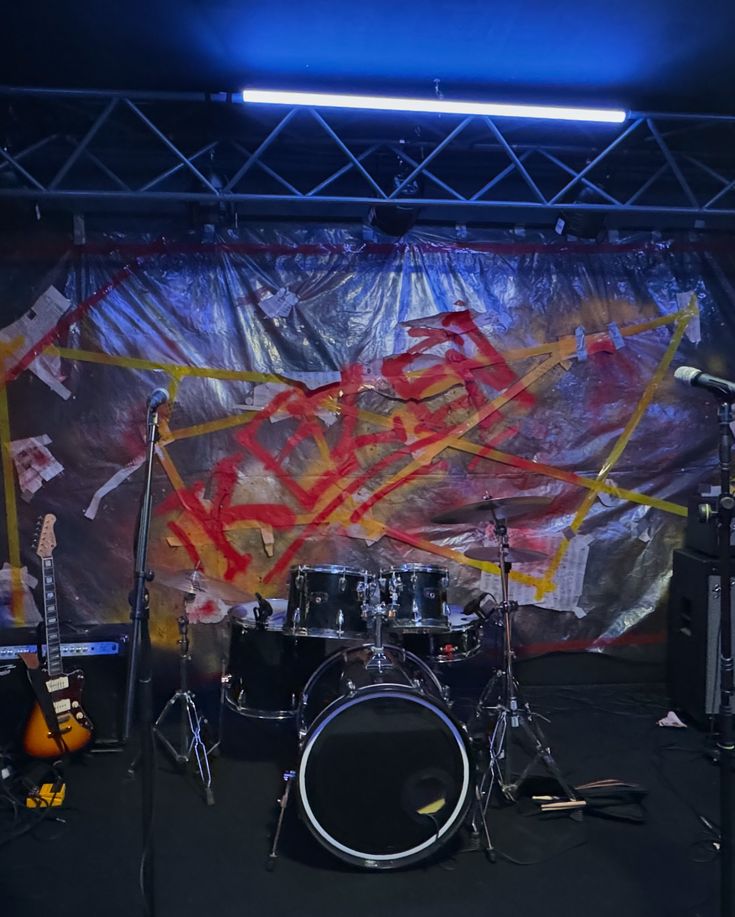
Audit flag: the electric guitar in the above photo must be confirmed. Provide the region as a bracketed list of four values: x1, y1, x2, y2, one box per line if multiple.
[22, 514, 93, 758]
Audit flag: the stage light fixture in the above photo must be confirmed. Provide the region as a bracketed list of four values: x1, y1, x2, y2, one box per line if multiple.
[242, 89, 627, 125]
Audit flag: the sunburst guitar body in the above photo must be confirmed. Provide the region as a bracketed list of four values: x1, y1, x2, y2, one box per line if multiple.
[23, 514, 93, 758]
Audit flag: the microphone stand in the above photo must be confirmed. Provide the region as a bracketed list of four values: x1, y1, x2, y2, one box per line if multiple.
[713, 401, 735, 917]
[122, 399, 161, 917]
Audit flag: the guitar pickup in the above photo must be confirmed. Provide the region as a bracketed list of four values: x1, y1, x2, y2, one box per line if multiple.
[46, 676, 69, 693]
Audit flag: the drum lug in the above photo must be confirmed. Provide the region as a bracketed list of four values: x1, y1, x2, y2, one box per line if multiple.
[337, 610, 344, 635]
[441, 684, 452, 704]
[345, 679, 357, 696]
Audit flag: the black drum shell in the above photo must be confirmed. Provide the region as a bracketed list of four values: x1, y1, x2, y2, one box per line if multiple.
[400, 617, 482, 664]
[380, 564, 450, 632]
[285, 565, 370, 639]
[226, 610, 344, 719]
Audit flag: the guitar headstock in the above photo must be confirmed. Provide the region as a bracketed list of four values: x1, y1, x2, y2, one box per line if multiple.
[34, 514, 57, 559]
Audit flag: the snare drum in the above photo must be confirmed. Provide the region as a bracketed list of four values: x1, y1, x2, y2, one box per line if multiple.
[285, 565, 369, 639]
[400, 609, 482, 664]
[380, 564, 450, 632]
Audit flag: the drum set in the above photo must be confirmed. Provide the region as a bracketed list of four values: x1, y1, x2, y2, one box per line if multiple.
[159, 495, 578, 869]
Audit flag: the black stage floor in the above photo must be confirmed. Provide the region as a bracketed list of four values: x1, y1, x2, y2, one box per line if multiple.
[0, 679, 723, 917]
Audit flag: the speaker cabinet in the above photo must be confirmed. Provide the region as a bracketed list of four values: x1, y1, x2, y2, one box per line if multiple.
[668, 548, 735, 726]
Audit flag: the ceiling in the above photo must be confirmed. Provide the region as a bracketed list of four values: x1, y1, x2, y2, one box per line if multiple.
[3, 0, 735, 115]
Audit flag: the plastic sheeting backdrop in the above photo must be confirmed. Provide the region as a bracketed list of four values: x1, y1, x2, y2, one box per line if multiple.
[1, 224, 732, 662]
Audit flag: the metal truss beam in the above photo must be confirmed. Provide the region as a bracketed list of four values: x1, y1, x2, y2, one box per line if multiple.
[2, 87, 735, 226]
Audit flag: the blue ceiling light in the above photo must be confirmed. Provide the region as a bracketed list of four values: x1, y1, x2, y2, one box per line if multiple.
[241, 89, 627, 124]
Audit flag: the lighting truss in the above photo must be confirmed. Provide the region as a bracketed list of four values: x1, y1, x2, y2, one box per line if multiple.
[2, 86, 735, 226]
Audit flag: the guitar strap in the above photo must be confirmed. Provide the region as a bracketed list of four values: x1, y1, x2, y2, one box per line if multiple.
[19, 652, 64, 741]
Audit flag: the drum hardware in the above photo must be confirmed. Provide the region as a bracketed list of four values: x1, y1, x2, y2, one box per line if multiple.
[365, 601, 391, 673]
[465, 506, 577, 818]
[152, 592, 215, 806]
[267, 770, 296, 871]
[253, 592, 274, 628]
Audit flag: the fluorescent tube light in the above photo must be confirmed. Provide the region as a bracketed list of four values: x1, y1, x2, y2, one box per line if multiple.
[241, 89, 627, 124]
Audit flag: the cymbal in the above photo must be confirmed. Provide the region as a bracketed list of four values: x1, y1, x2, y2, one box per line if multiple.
[155, 569, 249, 604]
[431, 495, 553, 525]
[464, 545, 549, 564]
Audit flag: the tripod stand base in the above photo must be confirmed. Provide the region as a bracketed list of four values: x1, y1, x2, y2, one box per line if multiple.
[473, 672, 578, 810]
[153, 688, 216, 805]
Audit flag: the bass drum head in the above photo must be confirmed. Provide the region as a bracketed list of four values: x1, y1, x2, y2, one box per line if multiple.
[298, 687, 472, 869]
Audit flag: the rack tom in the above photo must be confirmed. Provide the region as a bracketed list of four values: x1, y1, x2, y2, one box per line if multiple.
[380, 564, 450, 633]
[285, 565, 370, 639]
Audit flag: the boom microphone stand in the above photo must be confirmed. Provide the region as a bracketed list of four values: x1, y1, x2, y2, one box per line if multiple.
[675, 367, 735, 917]
[122, 387, 168, 917]
[711, 401, 734, 917]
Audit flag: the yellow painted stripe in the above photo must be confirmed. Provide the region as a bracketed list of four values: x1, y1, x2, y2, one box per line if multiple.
[0, 384, 23, 620]
[155, 444, 187, 492]
[353, 413, 686, 517]
[51, 346, 284, 385]
[167, 411, 258, 442]
[540, 296, 697, 594]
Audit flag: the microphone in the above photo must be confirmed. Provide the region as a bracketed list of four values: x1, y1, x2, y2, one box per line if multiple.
[146, 388, 169, 411]
[254, 592, 274, 628]
[463, 593, 495, 620]
[674, 366, 735, 402]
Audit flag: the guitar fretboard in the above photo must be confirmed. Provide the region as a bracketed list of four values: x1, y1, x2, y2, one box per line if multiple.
[42, 557, 63, 677]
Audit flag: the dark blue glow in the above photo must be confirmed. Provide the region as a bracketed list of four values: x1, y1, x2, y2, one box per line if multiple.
[2, 0, 735, 114]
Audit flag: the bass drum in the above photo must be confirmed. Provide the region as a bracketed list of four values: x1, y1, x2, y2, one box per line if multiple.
[296, 645, 474, 869]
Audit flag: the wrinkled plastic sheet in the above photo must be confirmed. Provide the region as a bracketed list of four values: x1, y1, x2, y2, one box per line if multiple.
[1, 224, 733, 663]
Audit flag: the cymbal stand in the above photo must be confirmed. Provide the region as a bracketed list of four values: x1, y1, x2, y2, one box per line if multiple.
[153, 593, 215, 805]
[472, 512, 578, 817]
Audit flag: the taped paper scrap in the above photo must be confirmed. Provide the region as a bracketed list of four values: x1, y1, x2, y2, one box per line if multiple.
[0, 563, 41, 626]
[258, 287, 299, 319]
[237, 380, 339, 425]
[675, 292, 701, 344]
[480, 533, 592, 615]
[84, 452, 147, 520]
[0, 286, 72, 396]
[28, 352, 72, 400]
[342, 523, 384, 546]
[10, 435, 64, 500]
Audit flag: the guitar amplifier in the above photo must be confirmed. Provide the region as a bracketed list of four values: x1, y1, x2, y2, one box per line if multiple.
[0, 623, 129, 752]
[668, 548, 735, 727]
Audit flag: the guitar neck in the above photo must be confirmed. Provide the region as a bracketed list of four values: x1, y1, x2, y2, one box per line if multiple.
[41, 556, 63, 677]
